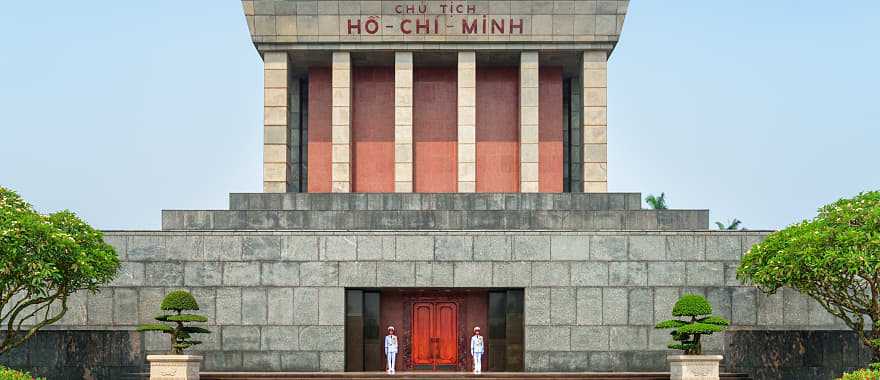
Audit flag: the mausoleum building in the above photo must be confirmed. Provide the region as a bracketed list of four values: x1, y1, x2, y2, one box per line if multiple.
[3, 2, 870, 379]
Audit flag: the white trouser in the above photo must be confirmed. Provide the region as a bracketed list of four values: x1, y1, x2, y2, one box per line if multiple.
[386, 351, 396, 372]
[472, 352, 482, 372]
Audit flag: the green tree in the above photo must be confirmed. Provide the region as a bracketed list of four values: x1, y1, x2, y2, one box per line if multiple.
[655, 294, 730, 355]
[0, 187, 119, 355]
[645, 193, 668, 210]
[137, 290, 211, 354]
[738, 191, 880, 361]
[715, 218, 744, 230]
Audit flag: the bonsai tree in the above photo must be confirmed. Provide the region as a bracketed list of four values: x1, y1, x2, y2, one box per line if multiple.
[137, 290, 211, 354]
[0, 187, 119, 355]
[645, 193, 668, 210]
[738, 191, 880, 362]
[715, 218, 744, 230]
[655, 294, 730, 355]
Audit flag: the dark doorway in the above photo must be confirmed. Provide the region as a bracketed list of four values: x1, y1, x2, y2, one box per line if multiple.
[344, 288, 524, 372]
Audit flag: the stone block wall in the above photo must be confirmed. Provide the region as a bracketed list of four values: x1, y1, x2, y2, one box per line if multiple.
[33, 229, 848, 375]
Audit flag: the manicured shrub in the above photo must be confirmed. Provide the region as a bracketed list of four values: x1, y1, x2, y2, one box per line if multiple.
[838, 368, 880, 380]
[137, 290, 210, 354]
[655, 294, 730, 355]
[0, 365, 46, 380]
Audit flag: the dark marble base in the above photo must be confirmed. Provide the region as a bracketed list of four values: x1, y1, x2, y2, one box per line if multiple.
[724, 330, 873, 380]
[3, 329, 874, 380]
[0, 330, 147, 380]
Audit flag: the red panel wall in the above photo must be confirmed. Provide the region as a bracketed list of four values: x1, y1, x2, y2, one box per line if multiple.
[307, 67, 332, 192]
[539, 67, 564, 192]
[476, 67, 519, 192]
[352, 67, 395, 192]
[413, 68, 458, 192]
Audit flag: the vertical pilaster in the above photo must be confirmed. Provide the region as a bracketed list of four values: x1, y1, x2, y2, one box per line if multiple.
[263, 51, 290, 193]
[519, 51, 540, 193]
[331, 51, 352, 193]
[288, 78, 301, 192]
[457, 51, 477, 193]
[582, 51, 608, 192]
[570, 76, 583, 192]
[394, 52, 414, 193]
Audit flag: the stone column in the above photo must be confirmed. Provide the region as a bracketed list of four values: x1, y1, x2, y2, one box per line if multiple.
[457, 51, 476, 193]
[331, 51, 352, 193]
[394, 52, 414, 193]
[582, 51, 608, 192]
[519, 51, 540, 193]
[263, 51, 290, 193]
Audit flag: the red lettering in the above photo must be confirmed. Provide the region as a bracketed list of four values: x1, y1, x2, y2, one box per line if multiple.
[482, 16, 487, 33]
[509, 18, 524, 34]
[415, 18, 430, 34]
[401, 19, 412, 34]
[462, 18, 478, 34]
[365, 19, 380, 34]
[491, 19, 504, 34]
[347, 19, 361, 34]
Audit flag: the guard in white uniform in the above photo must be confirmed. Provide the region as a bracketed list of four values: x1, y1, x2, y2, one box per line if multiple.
[470, 326, 484, 374]
[384, 326, 398, 374]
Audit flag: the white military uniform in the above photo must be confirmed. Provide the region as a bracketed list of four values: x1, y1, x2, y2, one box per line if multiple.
[470, 334, 484, 373]
[384, 334, 398, 373]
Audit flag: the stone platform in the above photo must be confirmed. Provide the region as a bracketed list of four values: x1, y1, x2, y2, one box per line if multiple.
[162, 193, 709, 231]
[199, 372, 751, 380]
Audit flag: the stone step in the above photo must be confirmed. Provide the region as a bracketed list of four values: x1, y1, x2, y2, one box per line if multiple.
[228, 193, 644, 212]
[161, 209, 708, 231]
[200, 372, 750, 380]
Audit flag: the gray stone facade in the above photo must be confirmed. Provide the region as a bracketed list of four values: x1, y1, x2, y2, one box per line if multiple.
[43, 226, 846, 374]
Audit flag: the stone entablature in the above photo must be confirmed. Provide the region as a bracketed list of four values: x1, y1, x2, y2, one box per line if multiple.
[241, 0, 628, 47]
[51, 229, 844, 373]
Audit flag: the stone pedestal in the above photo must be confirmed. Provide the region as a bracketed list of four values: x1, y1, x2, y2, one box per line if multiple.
[147, 355, 202, 380]
[668, 355, 723, 380]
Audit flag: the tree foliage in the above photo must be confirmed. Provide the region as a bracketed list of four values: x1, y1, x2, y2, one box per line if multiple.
[738, 191, 880, 361]
[715, 218, 744, 230]
[137, 290, 211, 354]
[0, 187, 119, 355]
[655, 294, 729, 355]
[645, 193, 668, 210]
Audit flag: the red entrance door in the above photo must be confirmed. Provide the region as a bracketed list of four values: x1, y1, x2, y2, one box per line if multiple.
[411, 302, 458, 369]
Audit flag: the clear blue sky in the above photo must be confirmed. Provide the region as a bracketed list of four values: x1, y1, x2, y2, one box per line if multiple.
[1, 1, 877, 230]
